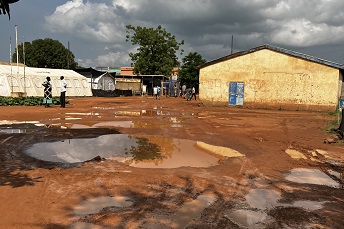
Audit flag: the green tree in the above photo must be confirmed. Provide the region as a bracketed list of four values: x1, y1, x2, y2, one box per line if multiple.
[12, 38, 78, 69]
[126, 25, 184, 76]
[179, 52, 206, 90]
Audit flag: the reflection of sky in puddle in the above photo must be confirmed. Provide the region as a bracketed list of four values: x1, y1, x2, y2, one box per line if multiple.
[70, 222, 107, 229]
[245, 189, 280, 209]
[286, 168, 339, 188]
[26, 135, 241, 168]
[74, 196, 133, 217]
[227, 210, 271, 228]
[0, 120, 41, 125]
[228, 188, 327, 227]
[144, 194, 216, 229]
[26, 134, 139, 163]
[0, 128, 36, 133]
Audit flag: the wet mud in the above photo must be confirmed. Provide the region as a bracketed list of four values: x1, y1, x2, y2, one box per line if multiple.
[0, 97, 343, 228]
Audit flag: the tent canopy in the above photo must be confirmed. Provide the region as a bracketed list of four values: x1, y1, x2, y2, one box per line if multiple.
[0, 64, 92, 97]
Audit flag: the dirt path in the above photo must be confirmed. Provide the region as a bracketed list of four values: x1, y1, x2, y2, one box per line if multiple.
[0, 96, 343, 229]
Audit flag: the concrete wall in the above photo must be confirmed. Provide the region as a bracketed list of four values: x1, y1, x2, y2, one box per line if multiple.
[199, 49, 341, 111]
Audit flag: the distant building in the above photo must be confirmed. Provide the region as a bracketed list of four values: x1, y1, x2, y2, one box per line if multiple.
[198, 44, 344, 111]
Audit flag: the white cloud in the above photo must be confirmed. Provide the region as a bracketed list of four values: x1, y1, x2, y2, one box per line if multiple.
[42, 0, 344, 67]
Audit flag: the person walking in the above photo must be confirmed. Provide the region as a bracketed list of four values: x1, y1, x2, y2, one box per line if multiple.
[192, 86, 196, 100]
[42, 76, 52, 107]
[60, 76, 67, 108]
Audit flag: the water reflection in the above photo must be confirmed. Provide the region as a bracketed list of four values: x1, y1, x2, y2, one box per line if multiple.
[25, 135, 227, 168]
[74, 196, 133, 217]
[286, 168, 339, 188]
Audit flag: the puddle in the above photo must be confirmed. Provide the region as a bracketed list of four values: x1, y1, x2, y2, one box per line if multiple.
[245, 189, 281, 209]
[66, 112, 100, 116]
[74, 196, 133, 217]
[92, 121, 134, 128]
[26, 135, 241, 167]
[226, 210, 271, 228]
[0, 128, 36, 133]
[171, 194, 216, 227]
[292, 200, 325, 211]
[285, 149, 307, 159]
[70, 222, 109, 229]
[0, 120, 41, 125]
[144, 194, 216, 228]
[196, 142, 244, 158]
[286, 168, 339, 188]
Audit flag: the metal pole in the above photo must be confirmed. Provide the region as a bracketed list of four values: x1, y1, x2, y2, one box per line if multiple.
[23, 36, 26, 94]
[15, 25, 18, 93]
[10, 36, 13, 93]
[231, 35, 234, 54]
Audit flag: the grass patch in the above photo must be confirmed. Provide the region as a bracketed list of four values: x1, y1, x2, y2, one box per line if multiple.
[0, 96, 68, 106]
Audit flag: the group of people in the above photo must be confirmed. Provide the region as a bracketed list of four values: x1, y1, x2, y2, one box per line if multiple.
[42, 76, 67, 108]
[152, 84, 197, 101]
[181, 85, 196, 101]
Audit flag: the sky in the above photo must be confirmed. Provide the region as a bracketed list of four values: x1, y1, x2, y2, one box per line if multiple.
[1, 0, 344, 68]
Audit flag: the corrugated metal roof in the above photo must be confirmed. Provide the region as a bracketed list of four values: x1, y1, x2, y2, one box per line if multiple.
[199, 44, 344, 70]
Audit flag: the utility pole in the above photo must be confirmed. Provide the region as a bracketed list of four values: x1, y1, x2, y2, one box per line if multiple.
[231, 35, 234, 54]
[15, 25, 19, 93]
[23, 36, 26, 95]
[67, 41, 70, 69]
[10, 36, 13, 93]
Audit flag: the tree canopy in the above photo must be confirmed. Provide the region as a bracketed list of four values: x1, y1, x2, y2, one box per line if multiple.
[126, 24, 184, 76]
[179, 52, 206, 90]
[0, 0, 19, 20]
[13, 38, 78, 69]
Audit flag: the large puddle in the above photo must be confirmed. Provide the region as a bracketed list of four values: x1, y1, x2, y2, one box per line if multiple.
[286, 168, 339, 188]
[26, 135, 244, 168]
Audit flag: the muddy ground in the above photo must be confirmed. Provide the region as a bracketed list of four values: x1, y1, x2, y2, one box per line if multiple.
[0, 96, 343, 229]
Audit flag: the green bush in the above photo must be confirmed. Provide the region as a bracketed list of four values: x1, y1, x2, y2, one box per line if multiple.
[0, 96, 68, 106]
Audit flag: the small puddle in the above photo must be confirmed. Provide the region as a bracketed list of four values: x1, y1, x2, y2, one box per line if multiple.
[144, 194, 216, 228]
[226, 210, 271, 228]
[292, 200, 325, 211]
[26, 135, 242, 167]
[285, 149, 307, 159]
[245, 189, 281, 209]
[0, 128, 36, 133]
[74, 196, 133, 217]
[70, 222, 109, 229]
[286, 168, 339, 188]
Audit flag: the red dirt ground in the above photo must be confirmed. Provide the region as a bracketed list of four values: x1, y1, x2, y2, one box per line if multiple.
[0, 96, 343, 229]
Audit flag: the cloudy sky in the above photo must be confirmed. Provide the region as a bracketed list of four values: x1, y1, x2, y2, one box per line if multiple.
[1, 0, 344, 68]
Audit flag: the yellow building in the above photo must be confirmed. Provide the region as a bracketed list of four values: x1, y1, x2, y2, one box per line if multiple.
[199, 44, 344, 111]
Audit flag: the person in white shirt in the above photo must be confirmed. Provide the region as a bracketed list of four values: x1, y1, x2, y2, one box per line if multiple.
[60, 76, 67, 108]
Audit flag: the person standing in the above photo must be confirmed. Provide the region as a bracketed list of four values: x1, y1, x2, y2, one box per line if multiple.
[60, 76, 67, 108]
[192, 86, 196, 100]
[182, 84, 186, 98]
[153, 86, 158, 99]
[157, 85, 161, 100]
[42, 77, 52, 107]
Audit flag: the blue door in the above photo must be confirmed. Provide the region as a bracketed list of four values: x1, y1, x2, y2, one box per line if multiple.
[229, 82, 244, 106]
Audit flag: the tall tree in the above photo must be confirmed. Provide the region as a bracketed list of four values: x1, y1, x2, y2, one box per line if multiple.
[13, 38, 78, 69]
[0, 0, 19, 20]
[126, 25, 184, 76]
[179, 52, 206, 90]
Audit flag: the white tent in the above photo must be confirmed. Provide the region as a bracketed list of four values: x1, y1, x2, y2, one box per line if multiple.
[88, 72, 115, 90]
[0, 64, 92, 97]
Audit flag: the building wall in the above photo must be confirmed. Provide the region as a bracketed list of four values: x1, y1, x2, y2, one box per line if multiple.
[199, 49, 341, 111]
